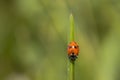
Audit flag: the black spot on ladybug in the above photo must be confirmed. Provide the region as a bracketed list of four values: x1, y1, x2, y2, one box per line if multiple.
[68, 46, 72, 49]
[74, 46, 77, 48]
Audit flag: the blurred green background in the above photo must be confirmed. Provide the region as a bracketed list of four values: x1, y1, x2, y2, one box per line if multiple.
[0, 0, 120, 80]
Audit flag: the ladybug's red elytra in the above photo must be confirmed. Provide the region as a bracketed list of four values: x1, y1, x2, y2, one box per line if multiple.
[67, 41, 79, 61]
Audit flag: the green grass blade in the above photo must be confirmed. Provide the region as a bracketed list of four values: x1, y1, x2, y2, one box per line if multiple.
[69, 61, 75, 80]
[68, 14, 75, 80]
[70, 14, 75, 42]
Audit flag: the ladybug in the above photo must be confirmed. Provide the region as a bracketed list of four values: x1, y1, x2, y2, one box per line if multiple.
[67, 41, 79, 61]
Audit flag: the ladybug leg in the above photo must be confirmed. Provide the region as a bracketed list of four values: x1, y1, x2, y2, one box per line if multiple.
[69, 53, 77, 61]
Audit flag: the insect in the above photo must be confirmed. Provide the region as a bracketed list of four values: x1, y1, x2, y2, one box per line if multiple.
[67, 41, 79, 61]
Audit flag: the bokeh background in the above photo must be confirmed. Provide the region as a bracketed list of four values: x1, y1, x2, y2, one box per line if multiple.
[0, 0, 120, 80]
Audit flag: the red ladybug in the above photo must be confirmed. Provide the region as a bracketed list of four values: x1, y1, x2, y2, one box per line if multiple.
[67, 41, 79, 61]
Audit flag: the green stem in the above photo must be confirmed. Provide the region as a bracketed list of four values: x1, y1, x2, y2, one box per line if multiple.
[70, 14, 74, 42]
[69, 61, 75, 80]
[68, 14, 75, 80]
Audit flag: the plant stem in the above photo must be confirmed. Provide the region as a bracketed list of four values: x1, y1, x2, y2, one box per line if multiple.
[69, 61, 75, 80]
[68, 14, 75, 80]
[70, 14, 74, 42]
